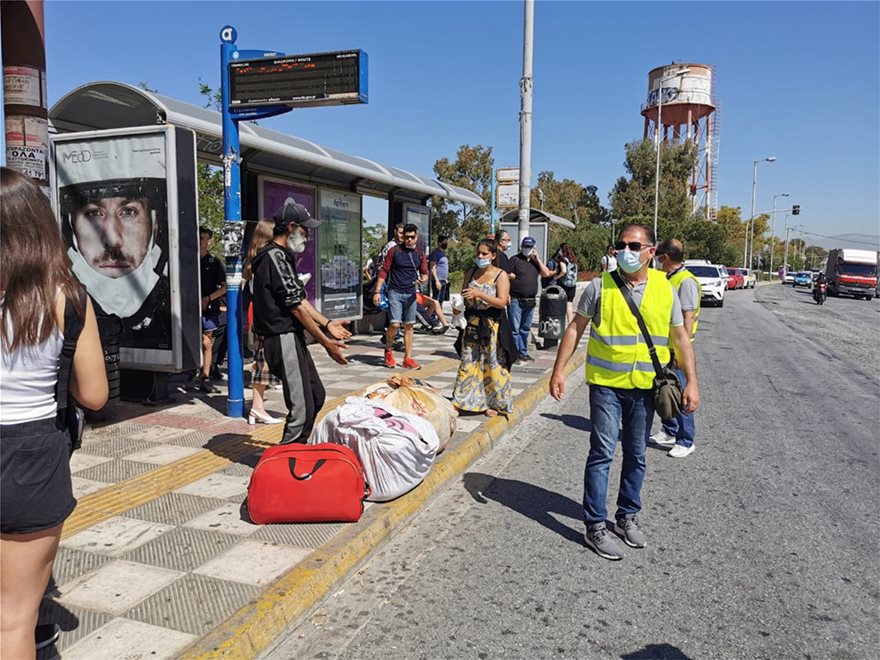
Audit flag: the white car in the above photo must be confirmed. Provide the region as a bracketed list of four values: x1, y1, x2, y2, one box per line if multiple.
[684, 264, 726, 307]
[738, 268, 756, 289]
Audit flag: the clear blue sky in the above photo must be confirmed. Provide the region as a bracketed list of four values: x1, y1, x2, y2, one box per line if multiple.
[20, 1, 880, 241]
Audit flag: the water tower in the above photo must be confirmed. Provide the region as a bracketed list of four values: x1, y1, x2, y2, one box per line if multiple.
[640, 63, 718, 220]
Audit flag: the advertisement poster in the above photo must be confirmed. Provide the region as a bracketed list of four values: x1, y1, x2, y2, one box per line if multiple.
[319, 189, 362, 319]
[55, 133, 174, 361]
[261, 178, 317, 303]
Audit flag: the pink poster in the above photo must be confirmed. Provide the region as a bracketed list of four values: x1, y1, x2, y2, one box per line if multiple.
[261, 178, 317, 303]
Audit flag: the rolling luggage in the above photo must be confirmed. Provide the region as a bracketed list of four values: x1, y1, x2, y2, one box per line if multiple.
[247, 443, 370, 524]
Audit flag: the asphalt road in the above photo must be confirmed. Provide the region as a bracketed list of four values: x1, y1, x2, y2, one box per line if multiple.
[266, 285, 879, 660]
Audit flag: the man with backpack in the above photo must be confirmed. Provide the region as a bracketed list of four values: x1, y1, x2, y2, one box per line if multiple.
[372, 224, 428, 370]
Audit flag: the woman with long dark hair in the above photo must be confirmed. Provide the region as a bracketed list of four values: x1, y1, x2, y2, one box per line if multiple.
[554, 243, 579, 323]
[1, 167, 108, 657]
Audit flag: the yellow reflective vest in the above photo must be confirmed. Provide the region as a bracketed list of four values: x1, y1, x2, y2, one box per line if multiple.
[668, 267, 701, 339]
[586, 269, 674, 390]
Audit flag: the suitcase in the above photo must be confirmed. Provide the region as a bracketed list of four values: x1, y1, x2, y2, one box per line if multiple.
[247, 443, 370, 524]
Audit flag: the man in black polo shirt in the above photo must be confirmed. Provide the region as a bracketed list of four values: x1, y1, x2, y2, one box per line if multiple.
[494, 229, 513, 273]
[508, 236, 551, 363]
[190, 226, 227, 393]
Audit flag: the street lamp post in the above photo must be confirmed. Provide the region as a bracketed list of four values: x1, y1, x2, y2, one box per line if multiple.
[783, 218, 803, 278]
[768, 192, 790, 275]
[652, 67, 690, 243]
[746, 156, 776, 268]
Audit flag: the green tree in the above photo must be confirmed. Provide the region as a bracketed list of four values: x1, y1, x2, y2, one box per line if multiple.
[804, 245, 828, 271]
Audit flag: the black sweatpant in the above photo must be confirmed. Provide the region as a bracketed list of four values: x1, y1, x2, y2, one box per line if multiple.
[263, 332, 326, 444]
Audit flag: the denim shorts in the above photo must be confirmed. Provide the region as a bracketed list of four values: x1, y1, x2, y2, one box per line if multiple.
[387, 289, 417, 325]
[0, 417, 76, 534]
[202, 315, 220, 333]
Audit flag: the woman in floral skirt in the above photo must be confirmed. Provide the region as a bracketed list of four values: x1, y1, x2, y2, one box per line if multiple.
[452, 239, 514, 417]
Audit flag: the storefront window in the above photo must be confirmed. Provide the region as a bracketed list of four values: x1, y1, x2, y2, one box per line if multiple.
[318, 189, 362, 319]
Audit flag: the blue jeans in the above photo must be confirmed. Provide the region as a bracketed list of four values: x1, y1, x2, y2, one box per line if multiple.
[583, 384, 653, 525]
[508, 297, 536, 358]
[387, 289, 416, 325]
[662, 367, 695, 448]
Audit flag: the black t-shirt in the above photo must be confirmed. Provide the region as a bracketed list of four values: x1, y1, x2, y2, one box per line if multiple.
[509, 254, 541, 299]
[251, 243, 307, 338]
[200, 253, 226, 316]
[495, 250, 512, 274]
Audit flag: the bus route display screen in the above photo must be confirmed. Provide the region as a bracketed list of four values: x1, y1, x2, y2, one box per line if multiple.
[229, 49, 368, 109]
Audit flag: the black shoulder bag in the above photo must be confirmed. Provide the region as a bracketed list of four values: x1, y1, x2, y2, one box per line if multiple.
[610, 271, 683, 421]
[56, 288, 88, 455]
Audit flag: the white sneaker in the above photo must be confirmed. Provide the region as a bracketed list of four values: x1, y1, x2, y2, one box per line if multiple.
[668, 444, 695, 458]
[649, 429, 676, 447]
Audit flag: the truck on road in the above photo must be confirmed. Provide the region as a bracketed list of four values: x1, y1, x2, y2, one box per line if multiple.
[825, 248, 879, 300]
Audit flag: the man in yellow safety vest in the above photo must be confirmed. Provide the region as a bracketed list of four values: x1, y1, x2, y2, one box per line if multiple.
[650, 238, 701, 458]
[550, 224, 700, 561]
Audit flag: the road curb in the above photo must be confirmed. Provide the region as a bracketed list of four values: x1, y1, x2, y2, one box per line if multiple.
[183, 345, 588, 659]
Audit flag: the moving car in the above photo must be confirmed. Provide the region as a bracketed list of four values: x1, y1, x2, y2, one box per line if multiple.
[825, 248, 879, 300]
[684, 264, 726, 307]
[782, 271, 795, 285]
[726, 268, 744, 290]
[793, 271, 813, 288]
[738, 268, 756, 289]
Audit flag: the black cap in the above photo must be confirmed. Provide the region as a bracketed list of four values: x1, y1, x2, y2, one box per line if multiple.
[272, 198, 322, 230]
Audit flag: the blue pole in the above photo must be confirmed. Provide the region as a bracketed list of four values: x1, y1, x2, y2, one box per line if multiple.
[220, 26, 244, 418]
[490, 169, 495, 235]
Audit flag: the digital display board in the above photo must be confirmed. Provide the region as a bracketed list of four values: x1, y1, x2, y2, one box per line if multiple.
[229, 49, 368, 109]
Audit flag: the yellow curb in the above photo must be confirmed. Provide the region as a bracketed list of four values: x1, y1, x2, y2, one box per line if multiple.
[182, 345, 588, 659]
[62, 358, 459, 539]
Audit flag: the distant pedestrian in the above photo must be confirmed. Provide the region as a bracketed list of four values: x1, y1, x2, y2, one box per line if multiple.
[251, 199, 350, 443]
[549, 224, 700, 561]
[429, 235, 450, 302]
[452, 240, 514, 417]
[242, 219, 283, 425]
[554, 243, 580, 323]
[1, 168, 108, 658]
[507, 236, 552, 363]
[493, 229, 513, 274]
[601, 245, 617, 273]
[380, 222, 404, 262]
[191, 226, 227, 393]
[650, 239, 701, 458]
[372, 223, 428, 370]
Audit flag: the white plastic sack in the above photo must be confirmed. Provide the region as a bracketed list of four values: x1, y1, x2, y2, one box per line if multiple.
[450, 294, 467, 330]
[311, 397, 439, 502]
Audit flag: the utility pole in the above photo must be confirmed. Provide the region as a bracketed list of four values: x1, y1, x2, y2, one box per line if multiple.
[517, 0, 534, 243]
[1, 0, 49, 193]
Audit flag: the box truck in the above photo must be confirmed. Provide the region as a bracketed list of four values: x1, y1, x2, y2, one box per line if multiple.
[825, 248, 879, 300]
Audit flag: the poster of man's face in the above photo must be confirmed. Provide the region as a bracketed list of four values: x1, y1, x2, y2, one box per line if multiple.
[55, 133, 172, 356]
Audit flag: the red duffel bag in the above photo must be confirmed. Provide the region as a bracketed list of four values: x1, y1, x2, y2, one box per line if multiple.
[247, 443, 370, 524]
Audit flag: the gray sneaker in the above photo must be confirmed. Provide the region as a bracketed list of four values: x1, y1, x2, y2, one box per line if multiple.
[614, 515, 647, 548]
[584, 523, 625, 560]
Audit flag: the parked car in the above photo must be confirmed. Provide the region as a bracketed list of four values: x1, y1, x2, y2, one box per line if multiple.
[738, 268, 756, 289]
[793, 271, 813, 288]
[716, 265, 731, 289]
[684, 264, 726, 307]
[726, 268, 744, 290]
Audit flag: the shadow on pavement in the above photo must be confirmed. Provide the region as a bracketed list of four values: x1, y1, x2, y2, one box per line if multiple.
[462, 472, 583, 544]
[539, 412, 592, 433]
[38, 582, 79, 660]
[621, 643, 693, 659]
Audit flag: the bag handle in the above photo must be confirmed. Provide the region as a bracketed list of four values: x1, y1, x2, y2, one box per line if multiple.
[288, 458, 326, 481]
[56, 287, 88, 417]
[609, 271, 664, 377]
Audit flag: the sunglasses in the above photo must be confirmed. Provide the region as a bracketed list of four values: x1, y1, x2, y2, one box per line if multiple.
[614, 241, 652, 251]
[403, 235, 417, 241]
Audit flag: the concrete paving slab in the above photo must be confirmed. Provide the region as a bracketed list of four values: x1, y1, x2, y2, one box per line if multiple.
[71, 476, 110, 498]
[194, 539, 312, 586]
[122, 425, 201, 444]
[124, 492, 228, 526]
[122, 527, 240, 572]
[251, 521, 347, 549]
[174, 472, 249, 500]
[69, 452, 113, 473]
[61, 617, 196, 660]
[123, 443, 203, 465]
[183, 502, 261, 537]
[125, 573, 260, 636]
[73, 458, 157, 483]
[37, 599, 114, 658]
[62, 516, 175, 557]
[50, 547, 113, 593]
[58, 560, 183, 615]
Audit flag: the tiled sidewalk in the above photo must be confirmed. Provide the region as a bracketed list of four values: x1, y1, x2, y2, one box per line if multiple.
[38, 322, 565, 659]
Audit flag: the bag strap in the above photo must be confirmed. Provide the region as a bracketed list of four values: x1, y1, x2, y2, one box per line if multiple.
[609, 271, 664, 377]
[56, 287, 88, 413]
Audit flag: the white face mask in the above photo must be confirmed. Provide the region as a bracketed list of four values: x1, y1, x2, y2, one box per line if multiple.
[521, 247, 533, 257]
[288, 228, 308, 254]
[69, 241, 162, 318]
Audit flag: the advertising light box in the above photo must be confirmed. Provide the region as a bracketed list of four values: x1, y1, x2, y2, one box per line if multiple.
[51, 125, 201, 372]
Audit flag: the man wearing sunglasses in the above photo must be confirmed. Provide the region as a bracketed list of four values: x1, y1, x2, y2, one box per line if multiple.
[549, 224, 700, 561]
[373, 223, 428, 369]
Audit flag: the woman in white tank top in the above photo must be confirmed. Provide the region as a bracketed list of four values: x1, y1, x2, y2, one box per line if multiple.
[0, 167, 108, 658]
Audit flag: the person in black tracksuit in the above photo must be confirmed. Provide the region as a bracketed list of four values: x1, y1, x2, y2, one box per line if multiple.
[251, 200, 350, 444]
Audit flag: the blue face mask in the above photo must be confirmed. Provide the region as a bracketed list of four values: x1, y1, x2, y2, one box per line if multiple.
[475, 257, 491, 269]
[617, 248, 646, 273]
